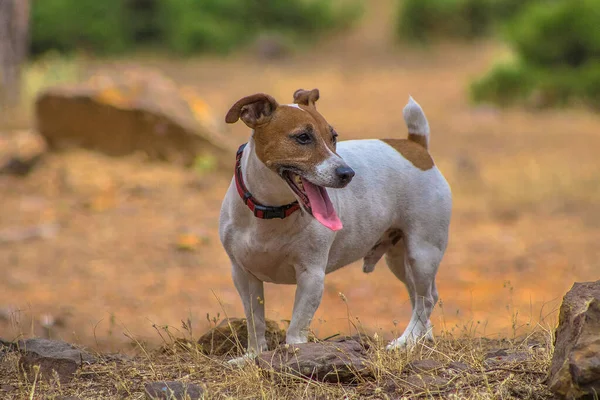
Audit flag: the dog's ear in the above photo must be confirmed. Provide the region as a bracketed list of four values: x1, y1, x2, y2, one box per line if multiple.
[293, 88, 319, 108]
[225, 93, 279, 128]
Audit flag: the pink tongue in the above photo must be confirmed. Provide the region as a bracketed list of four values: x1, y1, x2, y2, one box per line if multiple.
[302, 180, 343, 231]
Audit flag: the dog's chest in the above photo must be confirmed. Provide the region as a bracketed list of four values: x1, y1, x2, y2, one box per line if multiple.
[228, 229, 299, 284]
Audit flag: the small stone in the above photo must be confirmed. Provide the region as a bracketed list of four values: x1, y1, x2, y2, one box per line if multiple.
[144, 381, 203, 400]
[257, 338, 371, 383]
[0, 130, 47, 177]
[406, 374, 449, 390]
[0, 384, 16, 393]
[485, 349, 508, 359]
[406, 359, 444, 374]
[484, 351, 531, 367]
[447, 361, 470, 372]
[19, 353, 79, 383]
[17, 338, 95, 383]
[197, 318, 284, 356]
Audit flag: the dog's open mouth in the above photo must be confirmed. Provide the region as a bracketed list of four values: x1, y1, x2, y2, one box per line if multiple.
[282, 171, 343, 231]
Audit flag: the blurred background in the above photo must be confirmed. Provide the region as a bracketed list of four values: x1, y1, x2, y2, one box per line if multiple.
[1, 0, 599, 351]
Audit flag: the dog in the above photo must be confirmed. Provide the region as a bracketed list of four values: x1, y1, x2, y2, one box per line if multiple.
[219, 88, 451, 361]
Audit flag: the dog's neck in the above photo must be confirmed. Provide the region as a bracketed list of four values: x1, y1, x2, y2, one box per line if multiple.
[241, 137, 298, 207]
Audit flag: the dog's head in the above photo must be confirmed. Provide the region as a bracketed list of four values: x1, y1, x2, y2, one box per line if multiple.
[225, 89, 354, 231]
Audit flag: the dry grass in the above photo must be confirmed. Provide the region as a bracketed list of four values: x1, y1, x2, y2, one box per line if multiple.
[0, 320, 555, 399]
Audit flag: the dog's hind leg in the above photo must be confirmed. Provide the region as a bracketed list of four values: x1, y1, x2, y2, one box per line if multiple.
[384, 238, 415, 309]
[386, 232, 446, 350]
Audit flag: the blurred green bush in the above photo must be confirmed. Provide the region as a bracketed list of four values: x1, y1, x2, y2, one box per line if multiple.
[30, 0, 363, 56]
[31, 0, 131, 55]
[395, 0, 539, 42]
[471, 0, 600, 109]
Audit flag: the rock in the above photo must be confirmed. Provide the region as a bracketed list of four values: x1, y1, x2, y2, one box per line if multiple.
[406, 373, 449, 391]
[331, 334, 372, 351]
[447, 361, 470, 372]
[256, 338, 371, 383]
[0, 130, 47, 176]
[35, 67, 235, 167]
[406, 359, 444, 374]
[404, 359, 450, 391]
[547, 280, 600, 399]
[144, 381, 203, 400]
[17, 338, 95, 383]
[485, 348, 509, 358]
[484, 350, 532, 367]
[197, 318, 285, 356]
[0, 384, 16, 394]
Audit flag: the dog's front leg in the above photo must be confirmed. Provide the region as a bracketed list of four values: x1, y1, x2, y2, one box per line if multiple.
[231, 263, 267, 355]
[286, 269, 325, 344]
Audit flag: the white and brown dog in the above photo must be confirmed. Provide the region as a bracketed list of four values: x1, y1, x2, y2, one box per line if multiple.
[219, 89, 451, 361]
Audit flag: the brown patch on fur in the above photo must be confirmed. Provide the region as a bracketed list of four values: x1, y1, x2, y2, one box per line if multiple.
[408, 133, 428, 149]
[225, 92, 336, 174]
[381, 139, 434, 170]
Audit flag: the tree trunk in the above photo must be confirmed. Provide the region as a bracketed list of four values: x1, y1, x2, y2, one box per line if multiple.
[0, 0, 30, 108]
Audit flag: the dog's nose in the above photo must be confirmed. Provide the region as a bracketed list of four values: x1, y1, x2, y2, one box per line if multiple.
[335, 166, 355, 183]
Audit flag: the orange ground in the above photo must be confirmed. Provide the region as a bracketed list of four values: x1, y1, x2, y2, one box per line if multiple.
[1, 1, 599, 351]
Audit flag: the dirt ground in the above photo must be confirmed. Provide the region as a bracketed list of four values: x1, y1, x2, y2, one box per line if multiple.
[1, 1, 599, 352]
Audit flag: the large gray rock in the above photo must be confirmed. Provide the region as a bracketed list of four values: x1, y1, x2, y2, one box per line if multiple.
[17, 338, 95, 383]
[35, 67, 235, 167]
[546, 280, 600, 399]
[197, 318, 285, 356]
[256, 338, 371, 383]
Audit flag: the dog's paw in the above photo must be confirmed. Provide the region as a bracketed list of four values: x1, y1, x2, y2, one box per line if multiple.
[227, 352, 257, 367]
[386, 333, 434, 351]
[386, 337, 410, 351]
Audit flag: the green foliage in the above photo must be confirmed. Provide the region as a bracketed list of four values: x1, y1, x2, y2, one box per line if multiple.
[31, 0, 131, 55]
[158, 0, 248, 54]
[159, 0, 363, 55]
[504, 0, 600, 68]
[471, 0, 600, 110]
[396, 0, 538, 42]
[470, 62, 534, 106]
[30, 0, 364, 56]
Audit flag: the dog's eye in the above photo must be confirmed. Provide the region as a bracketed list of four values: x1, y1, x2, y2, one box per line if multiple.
[295, 133, 312, 145]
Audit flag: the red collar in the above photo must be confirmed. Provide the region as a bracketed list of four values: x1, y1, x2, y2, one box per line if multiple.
[235, 143, 301, 219]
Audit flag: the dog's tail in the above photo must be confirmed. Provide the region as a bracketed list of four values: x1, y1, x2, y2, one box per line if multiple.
[403, 96, 430, 149]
